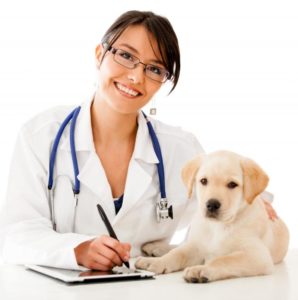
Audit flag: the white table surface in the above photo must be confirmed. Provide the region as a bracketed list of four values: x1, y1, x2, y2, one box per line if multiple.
[0, 249, 297, 300]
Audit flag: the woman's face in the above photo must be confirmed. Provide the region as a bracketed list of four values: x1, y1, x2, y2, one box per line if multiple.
[95, 25, 166, 115]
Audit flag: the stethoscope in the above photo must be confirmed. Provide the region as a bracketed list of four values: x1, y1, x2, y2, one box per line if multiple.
[47, 106, 173, 231]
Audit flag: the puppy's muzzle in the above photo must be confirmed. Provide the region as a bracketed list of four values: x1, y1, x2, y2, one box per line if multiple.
[206, 199, 221, 218]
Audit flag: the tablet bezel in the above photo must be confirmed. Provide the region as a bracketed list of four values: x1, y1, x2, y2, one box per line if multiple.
[25, 264, 155, 283]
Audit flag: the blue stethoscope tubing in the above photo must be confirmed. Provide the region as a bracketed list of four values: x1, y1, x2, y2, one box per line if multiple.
[47, 106, 172, 230]
[48, 106, 81, 194]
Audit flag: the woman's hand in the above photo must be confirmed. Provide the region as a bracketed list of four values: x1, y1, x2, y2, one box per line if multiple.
[263, 200, 278, 221]
[74, 235, 131, 270]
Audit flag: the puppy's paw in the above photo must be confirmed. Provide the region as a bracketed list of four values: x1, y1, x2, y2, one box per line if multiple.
[142, 241, 173, 257]
[183, 266, 209, 283]
[135, 257, 170, 274]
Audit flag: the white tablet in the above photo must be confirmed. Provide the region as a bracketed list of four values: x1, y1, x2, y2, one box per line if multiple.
[26, 264, 155, 283]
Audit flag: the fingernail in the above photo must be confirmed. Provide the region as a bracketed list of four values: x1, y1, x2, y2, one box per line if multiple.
[124, 255, 129, 261]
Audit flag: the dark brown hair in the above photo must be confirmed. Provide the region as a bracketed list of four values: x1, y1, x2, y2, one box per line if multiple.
[101, 10, 180, 93]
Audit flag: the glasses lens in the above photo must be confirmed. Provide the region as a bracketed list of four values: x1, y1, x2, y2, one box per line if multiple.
[145, 65, 169, 83]
[114, 49, 136, 69]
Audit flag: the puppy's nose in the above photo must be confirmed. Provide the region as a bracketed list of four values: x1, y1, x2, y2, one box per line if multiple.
[206, 199, 221, 213]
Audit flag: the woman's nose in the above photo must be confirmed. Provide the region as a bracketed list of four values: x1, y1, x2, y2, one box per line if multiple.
[127, 64, 145, 84]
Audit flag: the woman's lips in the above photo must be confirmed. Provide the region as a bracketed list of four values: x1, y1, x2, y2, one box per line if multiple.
[115, 82, 142, 97]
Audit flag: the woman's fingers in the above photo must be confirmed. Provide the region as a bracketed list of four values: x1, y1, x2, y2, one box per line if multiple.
[86, 260, 112, 271]
[75, 235, 131, 270]
[94, 241, 124, 266]
[263, 200, 278, 221]
[97, 235, 131, 263]
[123, 243, 132, 252]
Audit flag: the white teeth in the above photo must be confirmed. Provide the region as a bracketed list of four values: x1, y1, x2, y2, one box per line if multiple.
[116, 83, 139, 97]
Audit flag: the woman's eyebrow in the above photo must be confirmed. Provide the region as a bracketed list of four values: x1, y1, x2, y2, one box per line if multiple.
[119, 43, 139, 54]
[118, 43, 164, 66]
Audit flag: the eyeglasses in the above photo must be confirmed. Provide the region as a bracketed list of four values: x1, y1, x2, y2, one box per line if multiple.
[105, 45, 170, 83]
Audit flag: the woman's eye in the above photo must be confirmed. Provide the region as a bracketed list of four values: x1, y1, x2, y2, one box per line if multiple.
[227, 181, 238, 189]
[200, 178, 208, 185]
[147, 65, 162, 75]
[119, 51, 133, 61]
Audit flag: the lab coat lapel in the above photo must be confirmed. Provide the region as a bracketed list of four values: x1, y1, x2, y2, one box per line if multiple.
[113, 159, 152, 223]
[77, 152, 111, 199]
[113, 113, 159, 224]
[59, 96, 114, 213]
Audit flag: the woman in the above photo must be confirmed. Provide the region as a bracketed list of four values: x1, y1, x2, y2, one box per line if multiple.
[0, 11, 204, 271]
[0, 10, 275, 271]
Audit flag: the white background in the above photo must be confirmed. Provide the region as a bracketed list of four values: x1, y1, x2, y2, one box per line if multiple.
[0, 0, 297, 248]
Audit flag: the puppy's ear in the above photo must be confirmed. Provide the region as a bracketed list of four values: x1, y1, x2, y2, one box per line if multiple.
[240, 157, 269, 204]
[181, 155, 203, 199]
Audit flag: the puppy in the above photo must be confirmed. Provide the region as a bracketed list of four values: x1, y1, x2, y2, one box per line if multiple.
[135, 151, 289, 283]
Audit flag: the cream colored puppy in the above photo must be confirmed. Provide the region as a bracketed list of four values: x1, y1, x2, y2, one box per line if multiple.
[135, 151, 289, 283]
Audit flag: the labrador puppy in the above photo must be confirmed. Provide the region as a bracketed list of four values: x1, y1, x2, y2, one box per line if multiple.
[135, 151, 289, 283]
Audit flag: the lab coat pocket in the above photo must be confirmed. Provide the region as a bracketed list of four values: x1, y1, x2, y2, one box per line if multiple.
[53, 175, 76, 233]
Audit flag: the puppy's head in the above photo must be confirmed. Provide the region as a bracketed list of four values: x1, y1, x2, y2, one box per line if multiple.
[182, 151, 269, 223]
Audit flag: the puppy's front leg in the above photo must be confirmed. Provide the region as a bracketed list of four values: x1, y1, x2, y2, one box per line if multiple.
[135, 242, 202, 274]
[184, 245, 274, 283]
[142, 240, 176, 257]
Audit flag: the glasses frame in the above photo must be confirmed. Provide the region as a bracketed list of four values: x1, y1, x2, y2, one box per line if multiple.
[104, 44, 170, 83]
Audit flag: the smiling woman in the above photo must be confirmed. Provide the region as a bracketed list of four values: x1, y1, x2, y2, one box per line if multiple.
[93, 25, 165, 115]
[0, 10, 204, 272]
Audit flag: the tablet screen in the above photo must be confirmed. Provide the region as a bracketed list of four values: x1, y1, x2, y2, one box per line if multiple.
[78, 267, 142, 277]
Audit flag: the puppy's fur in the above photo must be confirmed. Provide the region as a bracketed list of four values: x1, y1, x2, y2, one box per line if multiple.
[136, 151, 289, 283]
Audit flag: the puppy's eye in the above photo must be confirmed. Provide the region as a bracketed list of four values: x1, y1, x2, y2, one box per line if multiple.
[227, 181, 238, 189]
[200, 178, 208, 185]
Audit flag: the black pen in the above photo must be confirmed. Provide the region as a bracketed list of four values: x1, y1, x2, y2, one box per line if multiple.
[96, 204, 130, 269]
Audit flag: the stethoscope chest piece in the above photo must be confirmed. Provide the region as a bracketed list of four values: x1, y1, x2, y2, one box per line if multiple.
[156, 198, 173, 222]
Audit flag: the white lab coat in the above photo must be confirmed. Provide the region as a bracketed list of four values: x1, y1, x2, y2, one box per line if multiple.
[0, 97, 204, 270]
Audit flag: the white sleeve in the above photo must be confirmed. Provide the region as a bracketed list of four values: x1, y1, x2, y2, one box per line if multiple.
[260, 190, 274, 203]
[0, 127, 92, 270]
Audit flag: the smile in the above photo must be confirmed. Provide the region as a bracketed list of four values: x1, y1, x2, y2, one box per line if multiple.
[115, 82, 141, 97]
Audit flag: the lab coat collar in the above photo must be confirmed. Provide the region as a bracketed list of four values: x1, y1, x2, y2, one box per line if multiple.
[60, 96, 95, 152]
[60, 96, 160, 221]
[60, 96, 159, 165]
[133, 112, 159, 164]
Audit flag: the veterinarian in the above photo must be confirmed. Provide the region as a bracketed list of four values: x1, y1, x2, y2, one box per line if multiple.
[0, 11, 205, 271]
[0, 10, 276, 272]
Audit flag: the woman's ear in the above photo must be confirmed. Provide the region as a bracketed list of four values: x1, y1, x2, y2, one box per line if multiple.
[181, 155, 203, 199]
[240, 157, 269, 204]
[95, 44, 104, 68]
